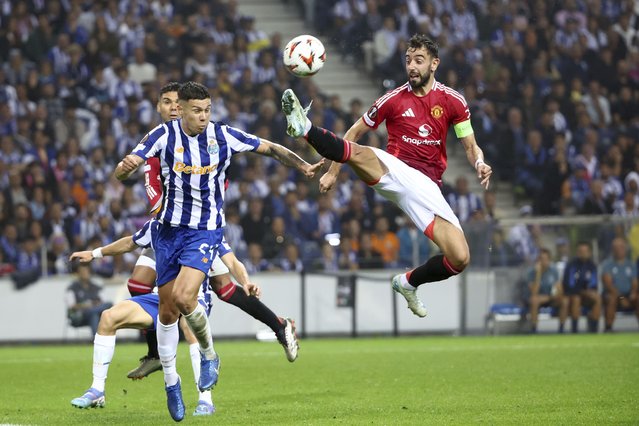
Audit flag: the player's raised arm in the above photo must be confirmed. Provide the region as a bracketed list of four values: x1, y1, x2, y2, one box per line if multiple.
[255, 139, 324, 178]
[115, 154, 145, 180]
[219, 252, 261, 298]
[460, 133, 492, 190]
[69, 236, 138, 263]
[319, 117, 371, 192]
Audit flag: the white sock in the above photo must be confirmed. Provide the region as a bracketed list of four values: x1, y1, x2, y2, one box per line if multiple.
[400, 273, 417, 291]
[189, 343, 200, 386]
[91, 333, 116, 392]
[303, 117, 312, 136]
[157, 318, 180, 386]
[188, 343, 213, 404]
[183, 304, 216, 360]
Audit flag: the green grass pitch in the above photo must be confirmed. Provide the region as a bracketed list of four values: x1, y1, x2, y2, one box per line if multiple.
[1, 333, 638, 425]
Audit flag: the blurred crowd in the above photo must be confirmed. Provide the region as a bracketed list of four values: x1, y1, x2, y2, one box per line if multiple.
[309, 0, 639, 217]
[1, 0, 639, 288]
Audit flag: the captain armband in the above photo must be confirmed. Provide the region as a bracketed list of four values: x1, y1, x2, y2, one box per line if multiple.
[453, 119, 474, 138]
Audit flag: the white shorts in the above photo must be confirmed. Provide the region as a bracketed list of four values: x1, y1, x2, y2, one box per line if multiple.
[369, 147, 462, 239]
[135, 247, 156, 270]
[208, 254, 230, 277]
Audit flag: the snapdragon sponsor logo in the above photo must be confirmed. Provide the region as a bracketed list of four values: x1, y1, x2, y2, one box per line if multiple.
[401, 123, 440, 146]
[401, 135, 441, 146]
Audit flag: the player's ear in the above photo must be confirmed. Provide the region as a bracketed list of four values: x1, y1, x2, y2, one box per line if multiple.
[431, 57, 440, 72]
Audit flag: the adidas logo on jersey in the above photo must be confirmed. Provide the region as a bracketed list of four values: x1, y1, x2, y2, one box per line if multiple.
[401, 108, 415, 117]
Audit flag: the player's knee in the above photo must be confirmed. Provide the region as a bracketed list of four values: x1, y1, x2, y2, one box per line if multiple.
[173, 290, 195, 314]
[99, 307, 117, 332]
[448, 249, 470, 272]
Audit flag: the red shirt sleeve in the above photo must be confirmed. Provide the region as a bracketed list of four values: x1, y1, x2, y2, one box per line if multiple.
[144, 158, 163, 214]
[446, 88, 471, 126]
[362, 90, 395, 129]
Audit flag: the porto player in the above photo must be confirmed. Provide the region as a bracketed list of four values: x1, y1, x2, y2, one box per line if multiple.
[128, 83, 299, 383]
[282, 34, 493, 317]
[115, 82, 322, 421]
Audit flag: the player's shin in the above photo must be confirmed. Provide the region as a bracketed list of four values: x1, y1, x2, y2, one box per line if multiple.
[157, 318, 180, 386]
[183, 304, 216, 360]
[217, 282, 284, 333]
[91, 334, 116, 392]
[406, 254, 462, 287]
[305, 125, 351, 163]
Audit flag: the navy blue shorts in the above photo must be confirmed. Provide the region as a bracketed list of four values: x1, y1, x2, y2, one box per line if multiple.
[153, 222, 224, 286]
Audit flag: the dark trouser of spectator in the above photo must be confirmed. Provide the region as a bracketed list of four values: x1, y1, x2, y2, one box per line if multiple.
[603, 292, 639, 332]
[11, 268, 40, 290]
[69, 303, 113, 335]
[568, 290, 601, 333]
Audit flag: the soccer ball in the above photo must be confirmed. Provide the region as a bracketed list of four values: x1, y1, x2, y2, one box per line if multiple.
[283, 35, 326, 77]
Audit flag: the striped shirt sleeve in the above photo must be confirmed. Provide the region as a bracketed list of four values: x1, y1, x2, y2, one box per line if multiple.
[222, 125, 260, 154]
[132, 219, 156, 248]
[132, 124, 168, 160]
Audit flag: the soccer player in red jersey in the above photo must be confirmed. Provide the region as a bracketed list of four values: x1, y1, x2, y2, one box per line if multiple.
[282, 34, 493, 317]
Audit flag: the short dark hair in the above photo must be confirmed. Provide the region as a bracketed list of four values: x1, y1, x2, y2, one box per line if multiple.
[159, 82, 181, 98]
[408, 34, 439, 58]
[178, 81, 210, 101]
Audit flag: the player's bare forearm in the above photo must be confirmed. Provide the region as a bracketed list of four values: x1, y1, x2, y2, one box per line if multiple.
[257, 139, 323, 178]
[69, 236, 137, 263]
[101, 236, 138, 256]
[221, 253, 260, 297]
[115, 154, 144, 180]
[460, 134, 492, 189]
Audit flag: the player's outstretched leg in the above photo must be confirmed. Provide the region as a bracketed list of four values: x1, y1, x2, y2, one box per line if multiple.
[276, 318, 299, 362]
[391, 274, 427, 317]
[215, 281, 299, 362]
[282, 89, 351, 163]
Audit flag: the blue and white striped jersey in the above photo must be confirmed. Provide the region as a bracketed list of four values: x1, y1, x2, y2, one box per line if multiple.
[132, 120, 260, 230]
[132, 219, 159, 249]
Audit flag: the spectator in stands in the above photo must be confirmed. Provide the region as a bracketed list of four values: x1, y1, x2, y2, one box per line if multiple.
[244, 242, 272, 274]
[489, 228, 521, 267]
[10, 236, 41, 290]
[569, 163, 591, 211]
[357, 232, 384, 270]
[562, 241, 601, 333]
[396, 213, 430, 268]
[65, 263, 112, 336]
[261, 216, 293, 262]
[601, 237, 639, 332]
[526, 248, 568, 333]
[516, 130, 547, 198]
[279, 243, 304, 272]
[447, 175, 482, 223]
[580, 179, 614, 215]
[370, 216, 399, 268]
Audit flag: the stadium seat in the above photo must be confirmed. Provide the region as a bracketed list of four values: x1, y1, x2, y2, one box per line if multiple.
[485, 303, 526, 335]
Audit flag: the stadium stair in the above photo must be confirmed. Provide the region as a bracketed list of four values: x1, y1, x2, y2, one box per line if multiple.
[237, 0, 378, 108]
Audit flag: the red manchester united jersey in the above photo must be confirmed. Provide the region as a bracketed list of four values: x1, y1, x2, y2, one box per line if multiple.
[362, 80, 470, 185]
